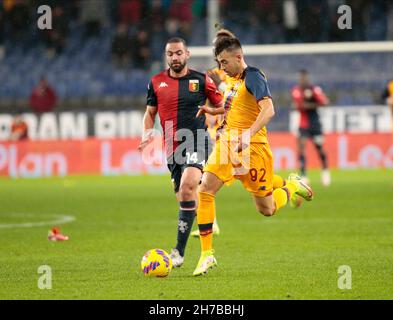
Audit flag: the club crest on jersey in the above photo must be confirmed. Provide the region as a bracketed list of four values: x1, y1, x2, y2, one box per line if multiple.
[189, 79, 199, 92]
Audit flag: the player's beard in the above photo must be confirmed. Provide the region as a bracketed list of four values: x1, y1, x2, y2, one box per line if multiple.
[169, 61, 186, 74]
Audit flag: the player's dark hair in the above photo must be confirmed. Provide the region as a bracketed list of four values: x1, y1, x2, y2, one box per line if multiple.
[216, 28, 236, 39]
[166, 37, 187, 48]
[214, 37, 242, 57]
[299, 69, 309, 75]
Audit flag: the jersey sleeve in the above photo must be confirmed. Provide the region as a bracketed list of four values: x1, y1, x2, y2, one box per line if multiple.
[313, 86, 329, 105]
[146, 80, 157, 107]
[291, 86, 304, 110]
[245, 70, 272, 102]
[205, 74, 223, 106]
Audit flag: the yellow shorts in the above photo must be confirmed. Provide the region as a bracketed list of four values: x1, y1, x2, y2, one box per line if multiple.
[204, 139, 274, 197]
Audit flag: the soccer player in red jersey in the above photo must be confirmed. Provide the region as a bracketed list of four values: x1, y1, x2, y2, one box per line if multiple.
[139, 38, 224, 268]
[382, 79, 393, 139]
[291, 70, 331, 186]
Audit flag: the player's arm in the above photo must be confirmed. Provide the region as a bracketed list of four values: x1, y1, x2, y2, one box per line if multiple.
[138, 106, 158, 151]
[236, 98, 274, 152]
[312, 86, 329, 107]
[248, 69, 275, 136]
[291, 87, 302, 110]
[196, 103, 224, 117]
[250, 98, 275, 137]
[236, 70, 274, 152]
[139, 81, 158, 151]
[207, 69, 227, 93]
[291, 87, 304, 111]
[196, 74, 225, 118]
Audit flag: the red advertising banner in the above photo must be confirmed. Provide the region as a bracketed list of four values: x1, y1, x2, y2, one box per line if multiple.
[269, 133, 393, 170]
[0, 133, 392, 178]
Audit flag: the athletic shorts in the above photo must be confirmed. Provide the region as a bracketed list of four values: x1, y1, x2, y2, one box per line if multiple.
[299, 127, 324, 144]
[167, 138, 211, 193]
[203, 139, 274, 197]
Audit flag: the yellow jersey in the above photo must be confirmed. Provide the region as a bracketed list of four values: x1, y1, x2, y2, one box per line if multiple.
[213, 67, 227, 83]
[222, 66, 272, 144]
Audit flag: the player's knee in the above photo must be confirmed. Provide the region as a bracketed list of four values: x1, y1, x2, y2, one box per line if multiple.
[178, 182, 195, 200]
[198, 181, 210, 194]
[257, 206, 275, 217]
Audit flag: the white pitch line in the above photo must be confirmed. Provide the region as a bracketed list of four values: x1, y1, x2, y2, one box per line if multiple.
[0, 215, 76, 229]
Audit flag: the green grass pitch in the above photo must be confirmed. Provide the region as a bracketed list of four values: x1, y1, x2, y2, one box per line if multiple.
[0, 169, 392, 300]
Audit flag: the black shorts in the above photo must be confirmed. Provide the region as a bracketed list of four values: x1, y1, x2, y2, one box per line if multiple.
[299, 127, 323, 138]
[167, 139, 211, 193]
[299, 127, 324, 145]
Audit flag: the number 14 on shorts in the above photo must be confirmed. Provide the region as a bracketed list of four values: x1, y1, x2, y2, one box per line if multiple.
[186, 152, 205, 166]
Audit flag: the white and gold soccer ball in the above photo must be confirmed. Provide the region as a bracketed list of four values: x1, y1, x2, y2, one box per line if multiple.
[141, 249, 173, 277]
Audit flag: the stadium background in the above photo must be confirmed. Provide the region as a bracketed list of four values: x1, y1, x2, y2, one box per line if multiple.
[0, 0, 393, 301]
[0, 0, 392, 177]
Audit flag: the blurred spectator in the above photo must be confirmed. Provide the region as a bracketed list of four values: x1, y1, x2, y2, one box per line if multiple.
[0, 0, 392, 108]
[6, 0, 31, 42]
[388, 3, 393, 40]
[328, 1, 348, 42]
[0, 5, 4, 60]
[131, 29, 151, 70]
[260, 10, 284, 44]
[191, 0, 207, 19]
[298, 0, 329, 43]
[111, 23, 132, 68]
[148, 0, 167, 29]
[345, 0, 369, 41]
[165, 18, 182, 39]
[282, 0, 300, 43]
[365, 0, 388, 41]
[168, 0, 193, 39]
[150, 20, 170, 62]
[221, 0, 250, 27]
[80, 0, 108, 38]
[118, 0, 146, 27]
[29, 76, 58, 113]
[41, 4, 68, 58]
[9, 114, 28, 141]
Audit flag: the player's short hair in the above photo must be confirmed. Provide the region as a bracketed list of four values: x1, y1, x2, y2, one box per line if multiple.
[216, 28, 236, 39]
[212, 28, 236, 47]
[166, 37, 187, 48]
[214, 37, 242, 57]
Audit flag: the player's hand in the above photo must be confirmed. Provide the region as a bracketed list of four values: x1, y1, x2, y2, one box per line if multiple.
[138, 131, 153, 152]
[196, 105, 213, 118]
[196, 105, 206, 118]
[207, 70, 222, 87]
[197, 105, 225, 118]
[234, 131, 251, 153]
[215, 127, 223, 141]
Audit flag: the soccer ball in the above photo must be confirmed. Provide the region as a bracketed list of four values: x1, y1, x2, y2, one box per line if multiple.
[141, 248, 173, 277]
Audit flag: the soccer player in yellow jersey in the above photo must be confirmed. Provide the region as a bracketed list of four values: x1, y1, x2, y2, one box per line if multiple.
[191, 29, 235, 238]
[192, 37, 314, 276]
